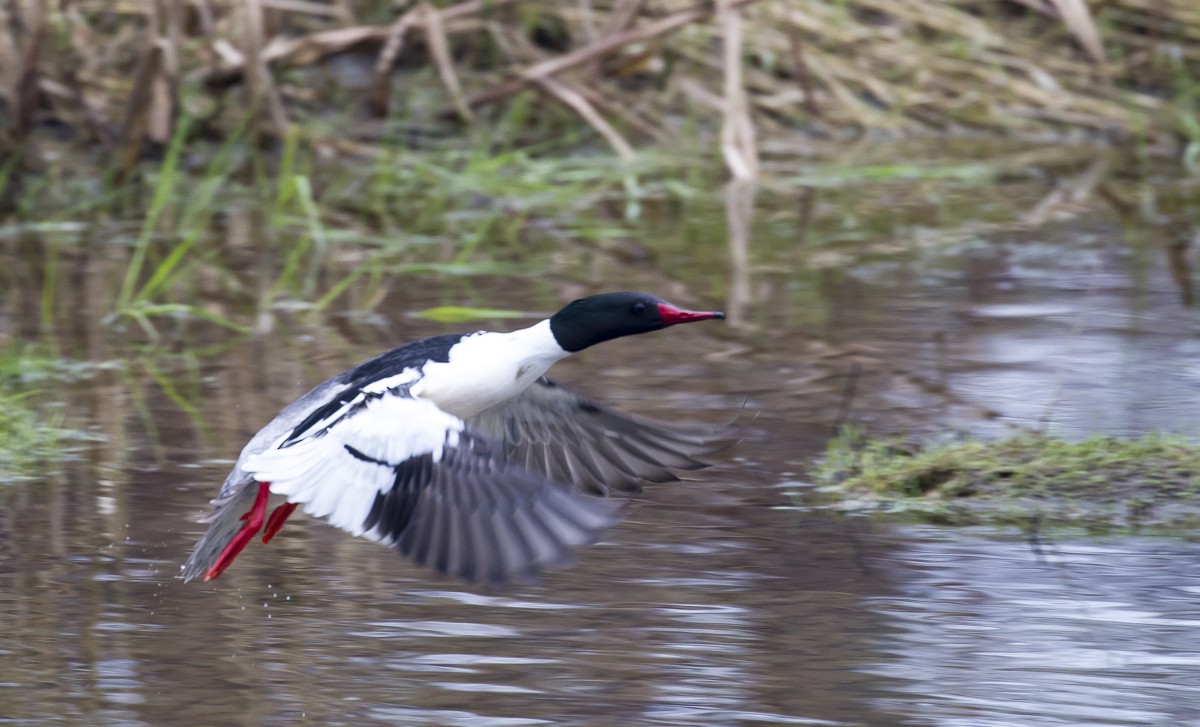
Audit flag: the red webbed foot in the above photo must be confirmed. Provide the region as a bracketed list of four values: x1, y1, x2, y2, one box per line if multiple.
[203, 481, 271, 582]
[262, 502, 298, 544]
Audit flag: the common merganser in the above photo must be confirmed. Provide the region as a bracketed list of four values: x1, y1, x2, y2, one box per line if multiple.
[181, 292, 726, 585]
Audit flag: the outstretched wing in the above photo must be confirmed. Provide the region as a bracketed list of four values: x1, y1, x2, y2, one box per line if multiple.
[468, 377, 729, 496]
[244, 392, 618, 584]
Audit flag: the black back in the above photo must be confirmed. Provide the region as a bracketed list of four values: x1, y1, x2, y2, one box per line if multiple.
[282, 333, 468, 445]
[337, 333, 465, 387]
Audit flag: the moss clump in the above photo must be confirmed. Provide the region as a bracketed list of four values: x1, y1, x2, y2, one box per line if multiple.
[814, 428, 1200, 531]
[0, 350, 104, 482]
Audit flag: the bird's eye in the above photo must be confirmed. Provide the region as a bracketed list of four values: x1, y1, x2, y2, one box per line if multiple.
[632, 302, 647, 315]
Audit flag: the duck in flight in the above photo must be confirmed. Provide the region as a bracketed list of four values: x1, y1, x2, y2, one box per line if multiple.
[181, 292, 726, 585]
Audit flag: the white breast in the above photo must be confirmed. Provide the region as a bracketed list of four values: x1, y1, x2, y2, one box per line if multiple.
[411, 319, 568, 419]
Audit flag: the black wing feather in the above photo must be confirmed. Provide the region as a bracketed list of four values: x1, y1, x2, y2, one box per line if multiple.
[469, 377, 729, 496]
[245, 392, 619, 584]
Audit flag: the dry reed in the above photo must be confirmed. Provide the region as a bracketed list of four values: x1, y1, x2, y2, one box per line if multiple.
[2, 0, 1198, 181]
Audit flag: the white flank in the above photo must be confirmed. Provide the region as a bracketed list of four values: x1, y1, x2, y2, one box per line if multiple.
[413, 319, 568, 419]
[244, 394, 465, 538]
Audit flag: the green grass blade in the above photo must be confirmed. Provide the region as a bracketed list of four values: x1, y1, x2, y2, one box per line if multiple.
[409, 306, 531, 323]
[116, 116, 192, 311]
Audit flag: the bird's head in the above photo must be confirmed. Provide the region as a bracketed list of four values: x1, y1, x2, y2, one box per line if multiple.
[549, 291, 725, 353]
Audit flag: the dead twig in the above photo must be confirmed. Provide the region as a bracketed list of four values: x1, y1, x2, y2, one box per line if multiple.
[584, 0, 647, 79]
[786, 26, 822, 120]
[56, 4, 113, 146]
[718, 0, 758, 181]
[243, 0, 289, 135]
[369, 7, 419, 116]
[573, 82, 664, 141]
[115, 37, 164, 182]
[535, 77, 636, 160]
[1048, 0, 1108, 66]
[15, 0, 47, 140]
[149, 0, 185, 146]
[206, 0, 521, 83]
[463, 0, 764, 113]
[422, 2, 474, 124]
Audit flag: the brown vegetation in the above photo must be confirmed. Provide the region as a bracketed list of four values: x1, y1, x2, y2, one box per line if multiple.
[1, 0, 1198, 178]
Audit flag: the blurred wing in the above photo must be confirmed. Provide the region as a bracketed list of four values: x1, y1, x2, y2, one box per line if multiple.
[244, 393, 618, 584]
[468, 377, 729, 496]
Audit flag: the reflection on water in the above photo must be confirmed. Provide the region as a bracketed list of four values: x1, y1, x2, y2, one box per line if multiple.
[0, 439, 899, 725]
[867, 528, 1200, 726]
[7, 451, 1200, 724]
[3, 147, 1200, 724]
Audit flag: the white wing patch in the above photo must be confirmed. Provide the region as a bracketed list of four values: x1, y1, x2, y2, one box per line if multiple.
[244, 394, 464, 538]
[280, 367, 421, 449]
[362, 368, 421, 395]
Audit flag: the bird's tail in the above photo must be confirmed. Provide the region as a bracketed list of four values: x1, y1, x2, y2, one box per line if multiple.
[179, 479, 259, 582]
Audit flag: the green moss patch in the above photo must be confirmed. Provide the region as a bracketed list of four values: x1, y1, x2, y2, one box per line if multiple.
[0, 350, 106, 483]
[813, 429, 1200, 531]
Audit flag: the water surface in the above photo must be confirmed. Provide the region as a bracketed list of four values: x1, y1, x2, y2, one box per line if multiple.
[3, 146, 1200, 725]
